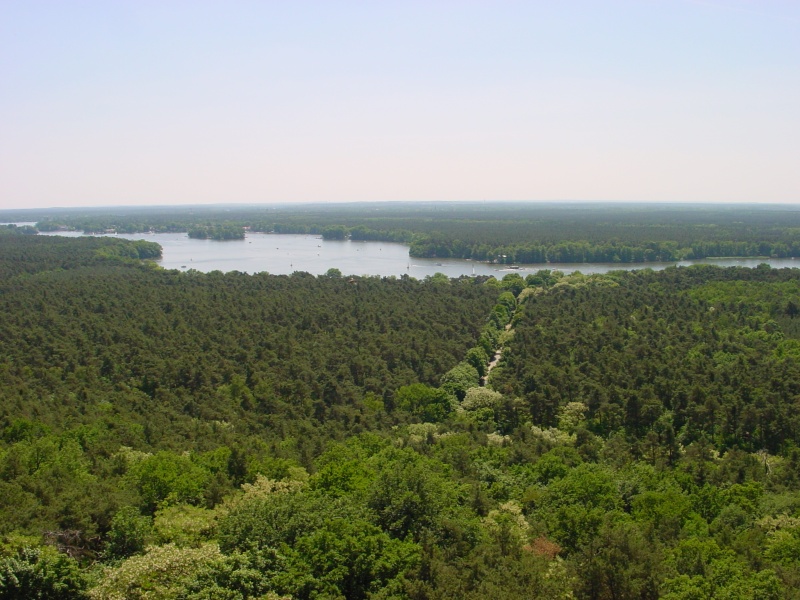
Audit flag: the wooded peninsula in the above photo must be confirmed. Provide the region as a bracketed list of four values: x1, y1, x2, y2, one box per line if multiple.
[2, 205, 800, 599]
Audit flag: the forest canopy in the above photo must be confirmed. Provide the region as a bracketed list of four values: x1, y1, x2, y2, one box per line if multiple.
[3, 231, 800, 598]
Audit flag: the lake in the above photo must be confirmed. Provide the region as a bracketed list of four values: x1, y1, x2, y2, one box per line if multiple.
[35, 230, 800, 277]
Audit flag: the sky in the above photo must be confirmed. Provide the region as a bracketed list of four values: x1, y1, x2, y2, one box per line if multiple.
[1, 1, 799, 210]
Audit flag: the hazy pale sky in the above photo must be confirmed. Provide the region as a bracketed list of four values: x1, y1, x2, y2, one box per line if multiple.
[1, 1, 798, 209]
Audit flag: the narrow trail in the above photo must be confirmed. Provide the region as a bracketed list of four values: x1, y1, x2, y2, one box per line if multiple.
[481, 322, 512, 386]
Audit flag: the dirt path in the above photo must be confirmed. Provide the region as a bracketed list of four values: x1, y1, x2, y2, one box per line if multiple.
[481, 322, 512, 386]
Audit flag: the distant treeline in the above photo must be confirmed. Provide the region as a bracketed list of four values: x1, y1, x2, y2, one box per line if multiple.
[273, 223, 414, 243]
[7, 202, 800, 263]
[409, 236, 800, 263]
[187, 224, 246, 240]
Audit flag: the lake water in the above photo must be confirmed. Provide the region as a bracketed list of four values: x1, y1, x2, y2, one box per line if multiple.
[32, 230, 800, 277]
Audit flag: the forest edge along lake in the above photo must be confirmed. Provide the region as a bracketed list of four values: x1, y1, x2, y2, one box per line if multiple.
[33, 230, 800, 278]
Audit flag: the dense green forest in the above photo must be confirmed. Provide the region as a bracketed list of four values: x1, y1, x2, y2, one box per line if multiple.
[5, 202, 800, 263]
[3, 230, 800, 598]
[0, 232, 162, 279]
[187, 225, 246, 241]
